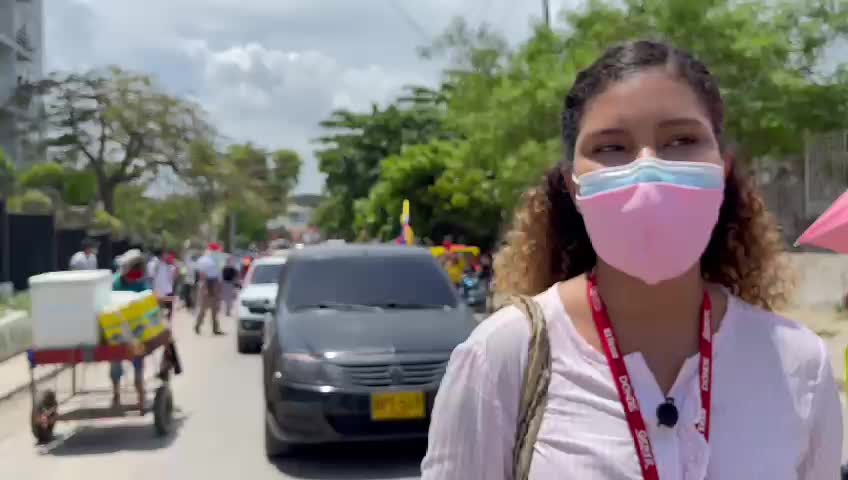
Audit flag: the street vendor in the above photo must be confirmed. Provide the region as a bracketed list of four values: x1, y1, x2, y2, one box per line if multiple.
[111, 249, 148, 412]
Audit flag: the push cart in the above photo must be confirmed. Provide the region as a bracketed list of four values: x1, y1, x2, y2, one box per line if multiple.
[26, 330, 176, 444]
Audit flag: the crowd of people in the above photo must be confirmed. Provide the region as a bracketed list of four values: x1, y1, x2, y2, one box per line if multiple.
[67, 239, 252, 410]
[69, 240, 251, 328]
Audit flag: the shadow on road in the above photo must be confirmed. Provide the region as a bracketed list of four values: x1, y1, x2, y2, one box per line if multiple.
[40, 414, 187, 456]
[272, 439, 426, 479]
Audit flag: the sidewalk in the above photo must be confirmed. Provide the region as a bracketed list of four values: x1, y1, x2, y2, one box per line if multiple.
[0, 351, 68, 403]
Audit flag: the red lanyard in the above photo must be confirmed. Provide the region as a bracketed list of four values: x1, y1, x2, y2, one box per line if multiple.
[586, 274, 712, 480]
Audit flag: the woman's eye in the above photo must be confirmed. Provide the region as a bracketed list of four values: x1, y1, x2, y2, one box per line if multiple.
[593, 144, 625, 154]
[666, 136, 697, 147]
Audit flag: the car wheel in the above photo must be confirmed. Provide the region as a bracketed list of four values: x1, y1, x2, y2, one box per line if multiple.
[265, 414, 292, 458]
[237, 336, 250, 354]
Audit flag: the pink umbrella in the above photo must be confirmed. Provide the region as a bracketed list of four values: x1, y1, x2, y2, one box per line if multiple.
[796, 190, 848, 252]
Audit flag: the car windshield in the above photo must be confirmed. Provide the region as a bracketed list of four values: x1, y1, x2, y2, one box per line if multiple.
[250, 263, 284, 284]
[286, 255, 457, 310]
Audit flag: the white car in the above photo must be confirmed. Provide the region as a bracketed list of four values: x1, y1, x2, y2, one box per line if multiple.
[237, 252, 289, 353]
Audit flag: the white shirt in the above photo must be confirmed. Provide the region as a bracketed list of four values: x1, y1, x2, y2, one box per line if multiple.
[421, 284, 842, 480]
[69, 251, 98, 270]
[149, 258, 176, 296]
[195, 254, 220, 279]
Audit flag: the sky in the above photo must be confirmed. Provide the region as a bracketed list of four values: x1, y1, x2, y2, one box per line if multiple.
[44, 0, 578, 194]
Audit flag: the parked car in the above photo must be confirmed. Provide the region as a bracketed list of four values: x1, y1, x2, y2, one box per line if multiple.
[236, 252, 289, 353]
[261, 244, 476, 457]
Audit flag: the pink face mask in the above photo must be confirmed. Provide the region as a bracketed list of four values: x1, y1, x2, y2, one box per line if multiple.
[574, 158, 724, 284]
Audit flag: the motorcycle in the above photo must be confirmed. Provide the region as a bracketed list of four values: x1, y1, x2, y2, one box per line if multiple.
[459, 272, 488, 312]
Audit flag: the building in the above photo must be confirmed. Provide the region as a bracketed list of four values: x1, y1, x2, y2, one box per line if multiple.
[266, 195, 322, 243]
[0, 0, 44, 168]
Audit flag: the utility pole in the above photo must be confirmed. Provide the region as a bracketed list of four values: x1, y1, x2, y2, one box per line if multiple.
[228, 210, 237, 252]
[542, 0, 550, 27]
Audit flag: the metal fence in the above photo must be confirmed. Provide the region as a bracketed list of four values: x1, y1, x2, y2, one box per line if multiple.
[0, 201, 147, 291]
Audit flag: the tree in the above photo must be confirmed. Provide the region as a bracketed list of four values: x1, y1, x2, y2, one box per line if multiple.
[356, 0, 848, 246]
[556, 0, 848, 158]
[7, 190, 52, 214]
[269, 149, 302, 206]
[182, 141, 301, 247]
[112, 185, 206, 247]
[16, 67, 214, 213]
[17, 163, 97, 206]
[314, 89, 451, 239]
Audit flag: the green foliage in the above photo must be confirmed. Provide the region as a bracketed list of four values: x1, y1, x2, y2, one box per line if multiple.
[112, 185, 206, 247]
[316, 0, 848, 247]
[16, 67, 214, 213]
[91, 209, 124, 235]
[7, 189, 52, 215]
[217, 205, 270, 248]
[17, 163, 97, 206]
[17, 162, 64, 190]
[314, 88, 450, 240]
[0, 149, 15, 199]
[63, 170, 98, 206]
[269, 149, 302, 205]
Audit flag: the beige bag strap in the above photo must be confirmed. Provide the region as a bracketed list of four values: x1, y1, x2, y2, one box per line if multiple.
[506, 294, 553, 480]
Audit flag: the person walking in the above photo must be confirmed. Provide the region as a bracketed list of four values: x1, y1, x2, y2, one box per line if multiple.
[422, 40, 840, 479]
[109, 249, 148, 412]
[195, 244, 224, 335]
[148, 250, 178, 303]
[69, 238, 98, 270]
[221, 256, 239, 317]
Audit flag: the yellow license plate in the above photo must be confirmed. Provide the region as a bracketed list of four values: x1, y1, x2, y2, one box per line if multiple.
[370, 392, 425, 421]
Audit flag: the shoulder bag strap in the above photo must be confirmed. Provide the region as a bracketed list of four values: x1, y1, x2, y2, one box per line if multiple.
[507, 294, 553, 480]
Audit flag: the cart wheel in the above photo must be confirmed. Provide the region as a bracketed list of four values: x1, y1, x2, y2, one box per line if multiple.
[31, 390, 57, 444]
[153, 385, 174, 436]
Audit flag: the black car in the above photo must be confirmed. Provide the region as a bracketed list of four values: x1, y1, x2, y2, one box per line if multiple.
[261, 244, 477, 457]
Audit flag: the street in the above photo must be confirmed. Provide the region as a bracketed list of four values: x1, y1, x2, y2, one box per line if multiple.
[0, 308, 426, 480]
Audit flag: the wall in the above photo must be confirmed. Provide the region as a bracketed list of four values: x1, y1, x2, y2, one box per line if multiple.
[788, 253, 848, 308]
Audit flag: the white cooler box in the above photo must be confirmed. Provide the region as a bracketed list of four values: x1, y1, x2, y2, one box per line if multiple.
[29, 270, 113, 349]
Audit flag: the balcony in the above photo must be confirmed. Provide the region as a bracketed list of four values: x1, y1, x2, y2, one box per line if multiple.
[0, 77, 35, 118]
[0, 31, 32, 62]
[14, 25, 32, 62]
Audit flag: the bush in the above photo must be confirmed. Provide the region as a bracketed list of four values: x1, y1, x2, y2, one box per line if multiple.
[0, 149, 16, 199]
[17, 162, 64, 190]
[92, 209, 124, 235]
[7, 189, 53, 214]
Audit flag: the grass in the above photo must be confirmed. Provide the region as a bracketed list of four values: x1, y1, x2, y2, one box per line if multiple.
[815, 328, 839, 339]
[0, 291, 30, 315]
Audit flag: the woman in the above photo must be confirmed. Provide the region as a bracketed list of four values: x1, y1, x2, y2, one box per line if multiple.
[422, 40, 841, 479]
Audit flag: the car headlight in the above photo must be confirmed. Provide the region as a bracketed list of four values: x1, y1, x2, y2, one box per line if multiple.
[277, 353, 345, 386]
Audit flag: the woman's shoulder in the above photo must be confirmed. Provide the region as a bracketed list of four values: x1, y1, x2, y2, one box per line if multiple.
[457, 285, 564, 373]
[726, 295, 829, 378]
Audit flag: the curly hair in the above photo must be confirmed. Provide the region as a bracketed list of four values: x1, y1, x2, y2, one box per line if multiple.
[494, 40, 794, 311]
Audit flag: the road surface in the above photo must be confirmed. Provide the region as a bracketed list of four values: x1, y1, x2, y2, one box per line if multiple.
[0, 309, 426, 480]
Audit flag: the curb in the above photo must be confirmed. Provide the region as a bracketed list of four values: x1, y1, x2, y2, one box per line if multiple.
[0, 364, 70, 405]
[0, 310, 31, 363]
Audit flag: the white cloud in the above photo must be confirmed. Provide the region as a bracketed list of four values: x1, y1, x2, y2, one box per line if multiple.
[180, 40, 425, 191]
[44, 0, 572, 193]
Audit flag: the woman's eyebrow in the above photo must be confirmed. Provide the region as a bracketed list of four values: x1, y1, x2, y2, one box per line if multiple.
[658, 117, 708, 129]
[582, 127, 627, 139]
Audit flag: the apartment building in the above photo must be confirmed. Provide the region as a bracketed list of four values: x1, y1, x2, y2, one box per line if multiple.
[0, 0, 43, 168]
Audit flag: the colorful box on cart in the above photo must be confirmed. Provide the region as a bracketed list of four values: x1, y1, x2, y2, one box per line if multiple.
[99, 290, 162, 345]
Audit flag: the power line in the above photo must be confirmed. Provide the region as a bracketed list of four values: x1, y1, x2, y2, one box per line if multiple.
[388, 0, 431, 41]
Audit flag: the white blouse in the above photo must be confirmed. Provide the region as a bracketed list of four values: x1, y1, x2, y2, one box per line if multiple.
[421, 284, 842, 479]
